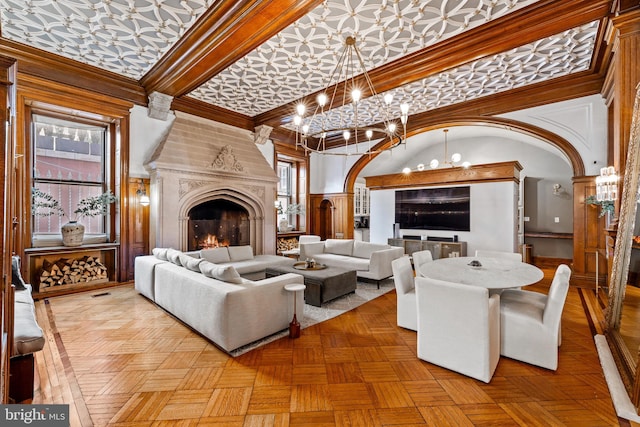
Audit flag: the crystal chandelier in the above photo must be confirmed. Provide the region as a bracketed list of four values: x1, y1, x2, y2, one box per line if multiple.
[293, 36, 409, 156]
[595, 166, 618, 201]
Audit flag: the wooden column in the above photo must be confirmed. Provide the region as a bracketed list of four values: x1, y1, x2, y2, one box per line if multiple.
[124, 178, 150, 281]
[572, 176, 608, 288]
[609, 9, 640, 183]
[0, 55, 17, 403]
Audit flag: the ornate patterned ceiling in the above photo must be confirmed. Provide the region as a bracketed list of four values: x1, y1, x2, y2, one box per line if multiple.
[0, 0, 600, 132]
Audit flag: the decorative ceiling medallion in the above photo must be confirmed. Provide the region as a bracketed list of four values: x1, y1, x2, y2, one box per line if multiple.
[210, 145, 244, 173]
[281, 21, 599, 135]
[0, 0, 216, 79]
[190, 0, 540, 116]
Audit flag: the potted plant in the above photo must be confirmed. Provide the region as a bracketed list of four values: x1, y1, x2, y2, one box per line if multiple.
[32, 188, 118, 246]
[276, 202, 304, 232]
[585, 195, 615, 218]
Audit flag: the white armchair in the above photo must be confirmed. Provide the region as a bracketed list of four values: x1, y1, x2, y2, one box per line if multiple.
[391, 256, 416, 331]
[412, 249, 433, 278]
[415, 277, 500, 383]
[475, 249, 522, 262]
[499, 264, 571, 370]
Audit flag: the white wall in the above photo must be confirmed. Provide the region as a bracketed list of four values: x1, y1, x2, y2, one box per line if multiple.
[370, 182, 518, 255]
[129, 105, 175, 178]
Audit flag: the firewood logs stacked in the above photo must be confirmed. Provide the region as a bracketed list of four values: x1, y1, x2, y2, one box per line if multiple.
[39, 256, 108, 289]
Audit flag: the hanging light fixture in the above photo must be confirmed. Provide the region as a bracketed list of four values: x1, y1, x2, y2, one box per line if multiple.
[429, 129, 469, 169]
[293, 36, 409, 156]
[595, 166, 618, 202]
[402, 129, 470, 174]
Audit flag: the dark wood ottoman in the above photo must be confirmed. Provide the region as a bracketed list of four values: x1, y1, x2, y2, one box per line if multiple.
[265, 265, 357, 307]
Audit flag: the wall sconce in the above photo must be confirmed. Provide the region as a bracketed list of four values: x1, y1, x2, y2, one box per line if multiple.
[595, 166, 618, 202]
[137, 180, 150, 206]
[553, 184, 563, 196]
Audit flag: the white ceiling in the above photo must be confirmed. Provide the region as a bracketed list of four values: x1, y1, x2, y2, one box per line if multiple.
[1, 0, 598, 125]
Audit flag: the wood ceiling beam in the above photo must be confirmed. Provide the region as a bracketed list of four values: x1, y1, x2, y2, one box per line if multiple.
[271, 71, 605, 148]
[255, 0, 612, 129]
[407, 72, 605, 129]
[141, 0, 322, 97]
[312, 71, 604, 150]
[0, 39, 147, 106]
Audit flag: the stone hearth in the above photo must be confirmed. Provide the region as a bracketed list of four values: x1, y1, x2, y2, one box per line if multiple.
[145, 112, 278, 254]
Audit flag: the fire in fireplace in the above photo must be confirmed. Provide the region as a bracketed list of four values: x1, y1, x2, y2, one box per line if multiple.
[188, 199, 250, 251]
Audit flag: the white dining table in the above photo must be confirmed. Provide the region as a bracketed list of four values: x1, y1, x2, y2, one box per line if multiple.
[419, 256, 544, 290]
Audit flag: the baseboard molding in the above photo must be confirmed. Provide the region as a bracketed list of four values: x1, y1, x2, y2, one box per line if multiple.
[594, 334, 640, 422]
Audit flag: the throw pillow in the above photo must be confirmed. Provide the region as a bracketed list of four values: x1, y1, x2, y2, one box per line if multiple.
[166, 248, 183, 265]
[228, 245, 253, 262]
[183, 256, 204, 272]
[200, 247, 231, 264]
[199, 261, 243, 284]
[178, 252, 195, 269]
[11, 256, 27, 291]
[152, 247, 169, 261]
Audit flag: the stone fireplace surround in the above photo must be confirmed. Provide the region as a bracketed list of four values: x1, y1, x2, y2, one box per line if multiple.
[145, 112, 278, 255]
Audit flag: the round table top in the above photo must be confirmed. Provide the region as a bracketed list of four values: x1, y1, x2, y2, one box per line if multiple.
[284, 283, 306, 292]
[420, 256, 544, 290]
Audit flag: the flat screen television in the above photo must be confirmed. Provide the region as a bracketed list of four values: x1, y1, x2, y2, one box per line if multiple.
[395, 186, 470, 231]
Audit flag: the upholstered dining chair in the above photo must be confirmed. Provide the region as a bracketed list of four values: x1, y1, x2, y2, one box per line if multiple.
[391, 256, 417, 331]
[281, 235, 321, 258]
[415, 276, 500, 383]
[412, 249, 433, 277]
[498, 264, 571, 370]
[475, 249, 523, 262]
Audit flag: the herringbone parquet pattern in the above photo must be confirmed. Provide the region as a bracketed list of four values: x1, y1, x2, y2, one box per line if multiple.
[31, 273, 628, 426]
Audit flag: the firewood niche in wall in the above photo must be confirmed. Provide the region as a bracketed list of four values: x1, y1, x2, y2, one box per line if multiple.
[39, 255, 108, 290]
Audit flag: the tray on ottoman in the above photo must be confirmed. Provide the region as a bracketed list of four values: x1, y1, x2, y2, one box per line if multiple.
[266, 265, 357, 307]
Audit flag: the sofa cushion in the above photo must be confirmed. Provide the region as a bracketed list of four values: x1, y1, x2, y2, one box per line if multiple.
[201, 247, 231, 264]
[166, 248, 183, 265]
[313, 253, 370, 271]
[183, 256, 205, 272]
[11, 256, 27, 291]
[228, 245, 254, 261]
[324, 239, 354, 256]
[199, 260, 243, 284]
[13, 288, 45, 355]
[353, 241, 390, 259]
[152, 247, 169, 261]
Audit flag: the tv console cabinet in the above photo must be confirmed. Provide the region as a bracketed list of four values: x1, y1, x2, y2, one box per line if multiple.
[388, 238, 467, 260]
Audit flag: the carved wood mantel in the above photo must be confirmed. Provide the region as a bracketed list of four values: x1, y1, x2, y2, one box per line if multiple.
[365, 161, 522, 190]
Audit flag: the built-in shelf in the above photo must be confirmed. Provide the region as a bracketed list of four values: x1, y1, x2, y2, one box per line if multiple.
[524, 232, 573, 239]
[25, 243, 119, 299]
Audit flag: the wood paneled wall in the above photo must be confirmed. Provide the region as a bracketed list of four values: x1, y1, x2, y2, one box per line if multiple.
[308, 193, 353, 240]
[0, 55, 16, 403]
[124, 178, 150, 281]
[572, 176, 608, 289]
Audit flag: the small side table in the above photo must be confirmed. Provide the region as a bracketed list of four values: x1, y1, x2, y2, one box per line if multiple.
[284, 283, 306, 338]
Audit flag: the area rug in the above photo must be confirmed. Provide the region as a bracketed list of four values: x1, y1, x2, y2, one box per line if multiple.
[230, 278, 395, 357]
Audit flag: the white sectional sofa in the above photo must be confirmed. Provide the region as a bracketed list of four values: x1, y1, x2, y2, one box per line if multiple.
[135, 248, 304, 352]
[299, 239, 404, 285]
[190, 245, 297, 280]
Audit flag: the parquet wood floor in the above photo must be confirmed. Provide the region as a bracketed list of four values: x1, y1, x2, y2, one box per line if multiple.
[28, 271, 636, 426]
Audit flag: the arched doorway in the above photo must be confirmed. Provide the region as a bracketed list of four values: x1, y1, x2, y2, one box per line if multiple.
[318, 199, 334, 240]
